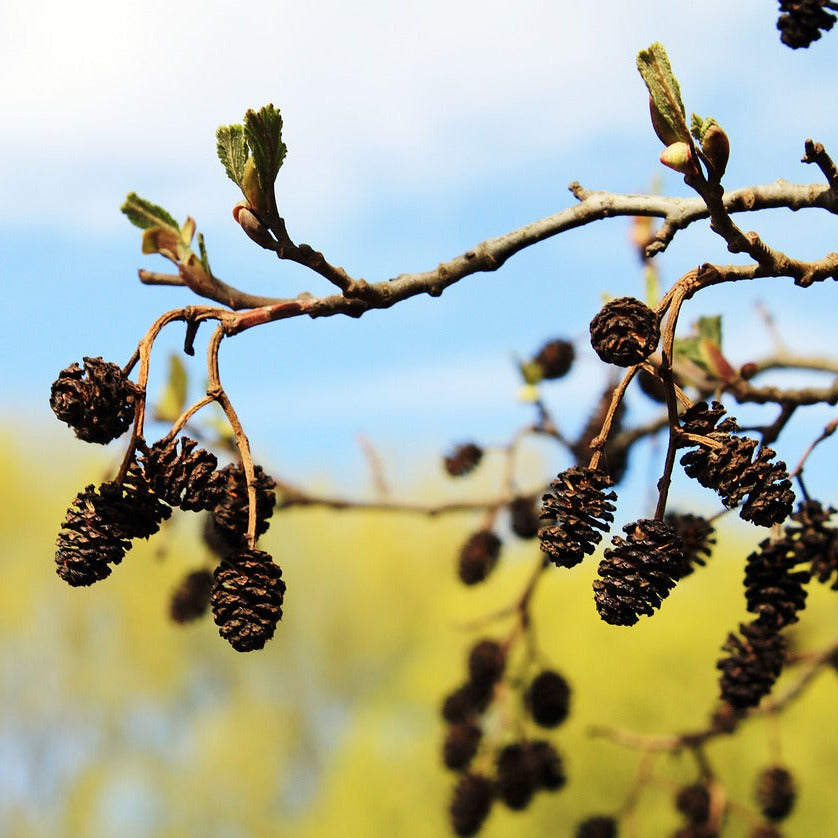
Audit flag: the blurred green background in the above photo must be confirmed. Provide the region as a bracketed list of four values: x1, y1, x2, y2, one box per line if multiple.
[3, 423, 838, 838]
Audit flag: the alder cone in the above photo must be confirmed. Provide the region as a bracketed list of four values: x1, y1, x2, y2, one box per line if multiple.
[589, 297, 660, 367]
[458, 530, 501, 584]
[50, 356, 139, 444]
[526, 669, 571, 728]
[444, 443, 484, 477]
[211, 463, 277, 548]
[593, 519, 684, 626]
[211, 549, 286, 651]
[170, 568, 214, 623]
[449, 773, 494, 837]
[532, 338, 575, 380]
[717, 621, 786, 709]
[55, 465, 171, 587]
[539, 467, 616, 568]
[777, 0, 836, 48]
[755, 765, 796, 821]
[141, 436, 226, 512]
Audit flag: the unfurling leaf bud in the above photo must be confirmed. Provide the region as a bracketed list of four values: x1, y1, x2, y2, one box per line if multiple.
[701, 124, 730, 179]
[649, 95, 681, 146]
[659, 142, 699, 176]
[233, 202, 275, 249]
[241, 156, 264, 213]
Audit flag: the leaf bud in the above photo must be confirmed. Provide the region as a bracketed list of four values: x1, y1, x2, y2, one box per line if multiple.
[701, 123, 730, 179]
[233, 202, 275, 249]
[241, 156, 264, 212]
[659, 142, 698, 176]
[649, 95, 681, 146]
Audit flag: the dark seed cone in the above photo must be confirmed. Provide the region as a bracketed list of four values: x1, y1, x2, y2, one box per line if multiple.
[50, 357, 139, 444]
[532, 338, 575, 380]
[170, 568, 214, 623]
[589, 296, 660, 367]
[675, 784, 711, 824]
[509, 495, 540, 540]
[787, 500, 838, 587]
[210, 548, 286, 652]
[467, 639, 506, 700]
[755, 766, 796, 822]
[495, 743, 539, 810]
[442, 682, 492, 724]
[575, 815, 618, 838]
[458, 530, 502, 585]
[572, 385, 628, 483]
[717, 621, 786, 709]
[55, 467, 171, 587]
[665, 513, 716, 578]
[449, 773, 494, 837]
[528, 740, 566, 791]
[739, 448, 795, 527]
[141, 436, 226, 512]
[637, 366, 681, 403]
[526, 670, 571, 728]
[680, 402, 794, 527]
[444, 443, 484, 477]
[744, 537, 809, 630]
[443, 721, 482, 771]
[211, 463, 276, 548]
[593, 519, 685, 626]
[778, 0, 837, 48]
[539, 467, 616, 569]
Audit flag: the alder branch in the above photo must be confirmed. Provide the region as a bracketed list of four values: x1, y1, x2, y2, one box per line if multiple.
[139, 178, 838, 316]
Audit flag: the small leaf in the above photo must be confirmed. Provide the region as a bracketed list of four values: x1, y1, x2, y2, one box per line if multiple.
[637, 43, 691, 144]
[216, 124, 249, 187]
[518, 358, 544, 386]
[180, 216, 196, 245]
[517, 384, 541, 403]
[154, 354, 188, 423]
[674, 336, 704, 368]
[699, 337, 736, 383]
[141, 226, 181, 260]
[244, 104, 287, 191]
[696, 315, 722, 346]
[197, 232, 212, 276]
[122, 193, 179, 231]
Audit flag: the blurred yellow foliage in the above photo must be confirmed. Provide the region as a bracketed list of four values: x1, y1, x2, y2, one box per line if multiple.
[2, 429, 838, 837]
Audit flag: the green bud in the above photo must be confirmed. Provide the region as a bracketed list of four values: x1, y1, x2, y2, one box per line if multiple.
[659, 142, 698, 176]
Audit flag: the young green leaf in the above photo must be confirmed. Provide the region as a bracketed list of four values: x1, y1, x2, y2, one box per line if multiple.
[696, 315, 722, 346]
[244, 104, 287, 191]
[637, 43, 691, 145]
[216, 124, 249, 188]
[121, 193, 179, 231]
[154, 353, 189, 423]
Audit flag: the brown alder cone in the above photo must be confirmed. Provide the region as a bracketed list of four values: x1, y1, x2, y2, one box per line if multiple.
[589, 297, 660, 367]
[593, 519, 685, 626]
[210, 548, 286, 651]
[717, 621, 786, 709]
[777, 0, 836, 48]
[211, 463, 277, 548]
[141, 436, 226, 512]
[50, 356, 140, 444]
[170, 568, 214, 623]
[539, 467, 616, 569]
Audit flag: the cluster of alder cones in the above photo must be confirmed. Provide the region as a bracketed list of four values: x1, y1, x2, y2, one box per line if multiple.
[50, 356, 284, 652]
[444, 297, 838, 717]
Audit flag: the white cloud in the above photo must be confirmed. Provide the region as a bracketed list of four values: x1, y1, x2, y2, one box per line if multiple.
[2, 0, 768, 231]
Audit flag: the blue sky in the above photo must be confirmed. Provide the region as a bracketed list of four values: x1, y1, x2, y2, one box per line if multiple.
[3, 0, 838, 506]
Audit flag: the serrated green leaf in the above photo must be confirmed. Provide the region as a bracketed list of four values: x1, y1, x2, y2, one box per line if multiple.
[637, 43, 691, 144]
[674, 336, 704, 369]
[216, 124, 249, 187]
[121, 193, 179, 231]
[197, 232, 212, 275]
[696, 315, 722, 346]
[244, 104, 287, 191]
[690, 114, 719, 143]
[154, 354, 188, 423]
